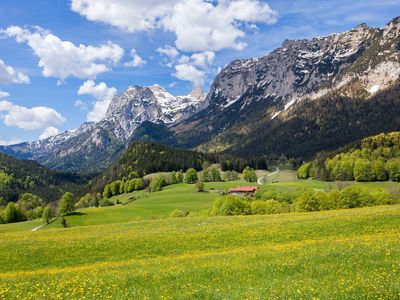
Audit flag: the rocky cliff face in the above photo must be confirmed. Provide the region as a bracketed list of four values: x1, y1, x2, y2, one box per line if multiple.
[205, 17, 400, 114]
[172, 16, 400, 153]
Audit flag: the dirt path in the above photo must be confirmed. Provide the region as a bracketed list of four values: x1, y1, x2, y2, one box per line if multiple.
[258, 167, 280, 185]
[31, 224, 47, 231]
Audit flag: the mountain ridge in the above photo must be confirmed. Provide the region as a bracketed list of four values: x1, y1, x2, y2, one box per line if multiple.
[1, 16, 400, 174]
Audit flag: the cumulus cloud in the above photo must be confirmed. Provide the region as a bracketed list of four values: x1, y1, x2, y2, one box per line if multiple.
[0, 100, 65, 130]
[156, 45, 180, 58]
[173, 51, 215, 86]
[39, 126, 61, 140]
[1, 26, 124, 80]
[71, 0, 176, 32]
[70, 0, 277, 52]
[0, 90, 10, 99]
[0, 59, 30, 84]
[124, 49, 146, 68]
[77, 80, 117, 122]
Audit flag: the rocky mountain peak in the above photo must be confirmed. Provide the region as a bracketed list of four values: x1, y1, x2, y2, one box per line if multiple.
[189, 86, 206, 100]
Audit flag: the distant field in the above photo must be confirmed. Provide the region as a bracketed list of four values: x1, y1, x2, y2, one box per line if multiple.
[47, 181, 258, 228]
[0, 205, 399, 299]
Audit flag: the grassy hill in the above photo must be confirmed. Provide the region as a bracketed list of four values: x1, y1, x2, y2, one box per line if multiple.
[0, 205, 399, 299]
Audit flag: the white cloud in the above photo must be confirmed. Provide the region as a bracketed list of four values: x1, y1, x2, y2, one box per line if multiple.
[77, 80, 117, 122]
[0, 100, 65, 130]
[1, 26, 124, 80]
[39, 126, 60, 140]
[156, 45, 180, 58]
[70, 0, 277, 52]
[0, 90, 10, 99]
[74, 99, 88, 111]
[173, 51, 215, 86]
[0, 59, 30, 84]
[124, 49, 146, 68]
[71, 0, 176, 32]
[0, 137, 23, 146]
[174, 64, 205, 86]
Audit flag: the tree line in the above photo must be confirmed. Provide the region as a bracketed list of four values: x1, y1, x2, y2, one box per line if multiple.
[297, 132, 400, 182]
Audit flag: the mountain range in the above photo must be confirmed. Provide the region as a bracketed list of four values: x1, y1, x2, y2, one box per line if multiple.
[1, 16, 400, 175]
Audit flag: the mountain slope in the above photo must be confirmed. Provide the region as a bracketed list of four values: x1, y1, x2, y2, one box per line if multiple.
[172, 17, 400, 158]
[0, 86, 207, 174]
[0, 153, 86, 202]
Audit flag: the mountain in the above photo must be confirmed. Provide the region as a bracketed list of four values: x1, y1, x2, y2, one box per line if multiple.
[172, 16, 400, 156]
[1, 16, 400, 174]
[0, 153, 87, 203]
[0, 85, 207, 174]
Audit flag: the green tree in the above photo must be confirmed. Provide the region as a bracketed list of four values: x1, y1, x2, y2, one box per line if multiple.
[185, 168, 198, 184]
[210, 167, 221, 182]
[242, 167, 257, 182]
[103, 184, 112, 199]
[59, 192, 75, 216]
[353, 159, 373, 181]
[297, 163, 311, 179]
[372, 160, 388, 181]
[3, 202, 26, 223]
[386, 158, 400, 182]
[42, 206, 53, 224]
[175, 170, 184, 183]
[211, 196, 250, 216]
[17, 193, 43, 212]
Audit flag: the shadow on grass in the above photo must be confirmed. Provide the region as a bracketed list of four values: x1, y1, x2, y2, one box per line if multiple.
[65, 212, 87, 216]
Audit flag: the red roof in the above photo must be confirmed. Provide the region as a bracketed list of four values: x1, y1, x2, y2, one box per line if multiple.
[229, 186, 258, 192]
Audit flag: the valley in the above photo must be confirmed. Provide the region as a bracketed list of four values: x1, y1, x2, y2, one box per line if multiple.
[1, 8, 400, 299]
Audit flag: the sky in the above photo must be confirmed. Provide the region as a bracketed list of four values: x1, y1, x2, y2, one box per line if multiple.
[0, 0, 399, 145]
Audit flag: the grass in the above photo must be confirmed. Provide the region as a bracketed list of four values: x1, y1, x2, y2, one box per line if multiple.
[47, 181, 258, 228]
[0, 205, 399, 299]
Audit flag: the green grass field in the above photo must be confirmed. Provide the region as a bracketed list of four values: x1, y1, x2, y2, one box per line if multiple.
[1, 171, 400, 298]
[0, 205, 399, 299]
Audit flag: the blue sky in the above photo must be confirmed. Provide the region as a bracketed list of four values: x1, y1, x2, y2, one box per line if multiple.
[0, 0, 399, 144]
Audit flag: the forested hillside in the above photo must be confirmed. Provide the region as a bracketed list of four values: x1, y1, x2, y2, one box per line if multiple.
[298, 132, 400, 181]
[0, 153, 87, 203]
[89, 141, 266, 192]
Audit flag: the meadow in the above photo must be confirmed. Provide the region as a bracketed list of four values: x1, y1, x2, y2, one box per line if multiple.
[0, 205, 399, 299]
[1, 170, 400, 299]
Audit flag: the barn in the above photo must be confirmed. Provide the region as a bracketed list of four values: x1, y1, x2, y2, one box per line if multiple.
[228, 186, 258, 196]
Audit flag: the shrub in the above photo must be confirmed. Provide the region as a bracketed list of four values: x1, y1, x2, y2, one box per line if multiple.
[295, 190, 319, 212]
[99, 198, 115, 207]
[297, 163, 311, 179]
[339, 186, 374, 208]
[315, 190, 343, 210]
[185, 168, 198, 184]
[371, 189, 394, 205]
[169, 209, 186, 218]
[150, 176, 166, 192]
[250, 200, 282, 215]
[3, 202, 26, 223]
[196, 181, 205, 192]
[212, 196, 250, 216]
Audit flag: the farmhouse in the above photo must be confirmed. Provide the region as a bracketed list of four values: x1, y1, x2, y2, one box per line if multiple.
[228, 186, 258, 196]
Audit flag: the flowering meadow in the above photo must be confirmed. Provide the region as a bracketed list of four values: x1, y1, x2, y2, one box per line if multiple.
[0, 205, 399, 299]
